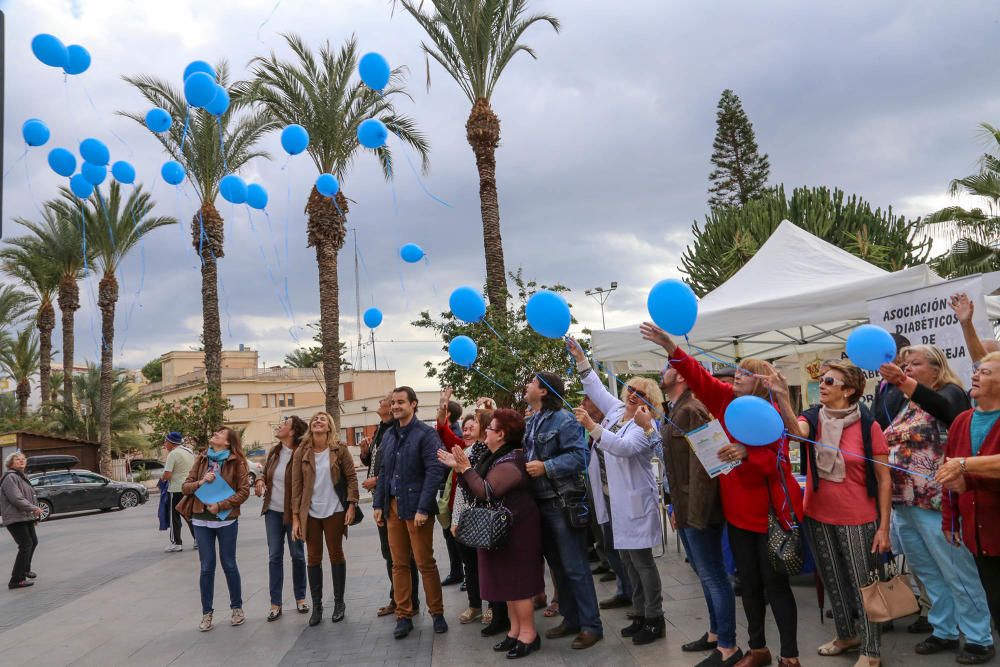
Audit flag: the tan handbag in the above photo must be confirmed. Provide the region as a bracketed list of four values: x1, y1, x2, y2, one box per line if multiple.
[860, 559, 920, 623]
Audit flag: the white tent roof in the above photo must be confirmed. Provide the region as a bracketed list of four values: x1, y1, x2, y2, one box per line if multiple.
[592, 220, 1000, 372]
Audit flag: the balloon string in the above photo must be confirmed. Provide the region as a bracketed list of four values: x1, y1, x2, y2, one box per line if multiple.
[217, 118, 229, 174]
[81, 82, 133, 157]
[377, 91, 451, 209]
[469, 365, 510, 393]
[785, 431, 935, 481]
[2, 147, 27, 179]
[246, 207, 299, 342]
[180, 108, 191, 154]
[81, 203, 88, 274]
[481, 318, 572, 407]
[592, 358, 684, 433]
[682, 335, 752, 376]
[256, 0, 283, 44]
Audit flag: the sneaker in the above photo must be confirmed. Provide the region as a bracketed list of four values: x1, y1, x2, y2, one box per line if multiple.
[231, 608, 246, 626]
[393, 617, 414, 639]
[433, 614, 449, 634]
[914, 635, 959, 655]
[164, 544, 183, 553]
[199, 613, 213, 632]
[8, 580, 33, 590]
[957, 644, 996, 665]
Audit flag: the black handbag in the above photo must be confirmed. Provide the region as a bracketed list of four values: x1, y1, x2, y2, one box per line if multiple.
[349, 503, 364, 526]
[455, 481, 513, 550]
[766, 473, 804, 577]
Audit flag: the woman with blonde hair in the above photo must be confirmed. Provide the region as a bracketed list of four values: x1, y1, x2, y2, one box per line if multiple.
[290, 411, 359, 627]
[879, 346, 994, 663]
[567, 338, 668, 646]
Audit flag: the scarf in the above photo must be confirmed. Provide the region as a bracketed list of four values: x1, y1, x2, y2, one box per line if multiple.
[206, 448, 230, 463]
[474, 441, 517, 479]
[816, 404, 860, 482]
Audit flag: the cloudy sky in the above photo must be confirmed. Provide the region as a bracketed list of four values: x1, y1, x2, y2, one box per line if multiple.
[2, 0, 999, 391]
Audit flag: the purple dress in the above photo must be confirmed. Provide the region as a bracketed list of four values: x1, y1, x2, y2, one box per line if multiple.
[460, 449, 543, 601]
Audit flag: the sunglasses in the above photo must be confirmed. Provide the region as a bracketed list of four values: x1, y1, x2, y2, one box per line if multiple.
[819, 376, 845, 387]
[626, 386, 648, 399]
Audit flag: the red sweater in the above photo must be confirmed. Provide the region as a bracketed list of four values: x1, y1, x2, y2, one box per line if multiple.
[671, 348, 803, 533]
[942, 409, 1000, 556]
[436, 420, 463, 511]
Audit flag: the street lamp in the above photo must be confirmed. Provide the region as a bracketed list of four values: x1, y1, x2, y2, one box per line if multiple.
[585, 282, 618, 330]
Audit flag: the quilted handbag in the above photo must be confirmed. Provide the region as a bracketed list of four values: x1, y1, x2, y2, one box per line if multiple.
[454, 481, 512, 551]
[766, 474, 804, 577]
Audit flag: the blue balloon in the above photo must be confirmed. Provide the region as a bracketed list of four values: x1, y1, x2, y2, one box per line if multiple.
[219, 174, 248, 204]
[316, 173, 339, 197]
[647, 278, 698, 336]
[31, 34, 67, 68]
[69, 173, 93, 199]
[448, 336, 478, 368]
[47, 148, 76, 177]
[161, 160, 185, 185]
[246, 183, 268, 210]
[79, 138, 110, 166]
[400, 243, 425, 263]
[183, 60, 216, 82]
[205, 85, 230, 116]
[724, 396, 785, 447]
[81, 162, 107, 186]
[359, 52, 391, 91]
[846, 325, 897, 371]
[63, 45, 91, 75]
[281, 124, 309, 155]
[363, 307, 383, 329]
[111, 161, 135, 185]
[145, 107, 172, 133]
[184, 71, 217, 108]
[22, 119, 50, 147]
[449, 286, 487, 324]
[358, 118, 388, 149]
[526, 291, 571, 339]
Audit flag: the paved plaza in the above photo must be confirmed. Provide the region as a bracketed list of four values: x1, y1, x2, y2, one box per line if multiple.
[0, 494, 976, 666]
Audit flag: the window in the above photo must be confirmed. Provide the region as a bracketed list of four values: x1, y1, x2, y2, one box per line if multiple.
[227, 394, 249, 409]
[353, 427, 364, 444]
[287, 394, 295, 407]
[262, 394, 269, 408]
[74, 473, 106, 484]
[29, 476, 43, 487]
[44, 472, 75, 486]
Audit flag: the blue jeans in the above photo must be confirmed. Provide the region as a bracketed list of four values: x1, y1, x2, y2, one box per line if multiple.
[894, 505, 993, 646]
[194, 522, 242, 615]
[540, 500, 603, 635]
[600, 522, 633, 599]
[264, 510, 306, 607]
[680, 525, 737, 648]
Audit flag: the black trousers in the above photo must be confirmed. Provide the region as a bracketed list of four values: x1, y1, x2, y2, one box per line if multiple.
[378, 521, 419, 607]
[727, 524, 798, 659]
[442, 524, 464, 578]
[459, 543, 481, 608]
[6, 521, 38, 584]
[975, 555, 1000, 629]
[169, 492, 194, 545]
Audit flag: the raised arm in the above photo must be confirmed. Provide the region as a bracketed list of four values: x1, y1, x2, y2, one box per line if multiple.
[567, 337, 624, 417]
[951, 293, 989, 364]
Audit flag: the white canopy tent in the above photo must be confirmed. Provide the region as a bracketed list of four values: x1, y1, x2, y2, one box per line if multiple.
[592, 220, 1000, 373]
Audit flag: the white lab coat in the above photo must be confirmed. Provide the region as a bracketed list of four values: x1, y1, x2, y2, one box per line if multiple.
[582, 371, 663, 550]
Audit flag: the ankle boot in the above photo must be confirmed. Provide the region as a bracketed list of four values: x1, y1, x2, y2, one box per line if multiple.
[331, 562, 347, 622]
[307, 565, 323, 627]
[621, 616, 645, 638]
[632, 615, 665, 645]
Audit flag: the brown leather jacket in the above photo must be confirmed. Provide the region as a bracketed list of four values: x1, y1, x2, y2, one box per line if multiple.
[260, 442, 297, 521]
[660, 389, 724, 530]
[290, 441, 359, 541]
[178, 453, 251, 520]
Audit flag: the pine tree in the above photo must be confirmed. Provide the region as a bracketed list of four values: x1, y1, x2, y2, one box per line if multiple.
[708, 89, 771, 208]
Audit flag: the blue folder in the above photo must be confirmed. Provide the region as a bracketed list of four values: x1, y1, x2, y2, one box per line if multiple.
[195, 475, 236, 521]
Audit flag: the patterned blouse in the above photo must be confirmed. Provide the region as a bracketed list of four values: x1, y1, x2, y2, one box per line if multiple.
[451, 441, 490, 528]
[883, 403, 947, 511]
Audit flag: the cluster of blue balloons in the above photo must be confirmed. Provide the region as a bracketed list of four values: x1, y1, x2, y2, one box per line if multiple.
[400, 243, 425, 263]
[526, 291, 571, 339]
[31, 34, 90, 75]
[182, 61, 229, 116]
[647, 278, 698, 336]
[724, 396, 785, 447]
[363, 307, 383, 329]
[45, 135, 134, 198]
[845, 325, 896, 371]
[449, 287, 487, 324]
[449, 336, 478, 368]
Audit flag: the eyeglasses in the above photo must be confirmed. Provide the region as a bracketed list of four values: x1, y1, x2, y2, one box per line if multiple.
[973, 367, 995, 377]
[819, 376, 845, 387]
[626, 386, 648, 399]
[485, 426, 499, 432]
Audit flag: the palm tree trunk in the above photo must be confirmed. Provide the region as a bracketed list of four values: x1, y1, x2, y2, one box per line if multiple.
[58, 277, 80, 415]
[306, 188, 348, 431]
[16, 380, 29, 419]
[97, 274, 118, 476]
[192, 202, 225, 399]
[37, 301, 55, 412]
[466, 98, 507, 309]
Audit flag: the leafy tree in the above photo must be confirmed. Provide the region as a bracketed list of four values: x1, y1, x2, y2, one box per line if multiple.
[0, 393, 18, 421]
[395, 0, 560, 310]
[413, 270, 588, 408]
[142, 357, 163, 383]
[0, 328, 40, 418]
[51, 183, 175, 475]
[922, 122, 1000, 277]
[680, 185, 932, 296]
[143, 391, 232, 449]
[284, 324, 351, 370]
[245, 34, 428, 428]
[708, 89, 771, 209]
[121, 63, 274, 401]
[46, 363, 145, 454]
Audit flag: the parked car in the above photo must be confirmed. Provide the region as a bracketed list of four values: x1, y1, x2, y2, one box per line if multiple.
[25, 454, 79, 474]
[27, 469, 149, 521]
[247, 459, 263, 485]
[127, 458, 166, 482]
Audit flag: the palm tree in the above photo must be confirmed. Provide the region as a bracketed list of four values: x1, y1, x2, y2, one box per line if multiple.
[47, 363, 144, 453]
[120, 63, 274, 400]
[1, 218, 64, 411]
[48, 369, 64, 404]
[396, 0, 559, 308]
[0, 283, 32, 334]
[245, 34, 429, 425]
[923, 122, 1000, 277]
[12, 205, 92, 414]
[51, 182, 175, 474]
[0, 327, 40, 418]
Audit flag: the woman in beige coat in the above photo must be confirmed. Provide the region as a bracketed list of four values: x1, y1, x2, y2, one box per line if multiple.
[291, 411, 359, 626]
